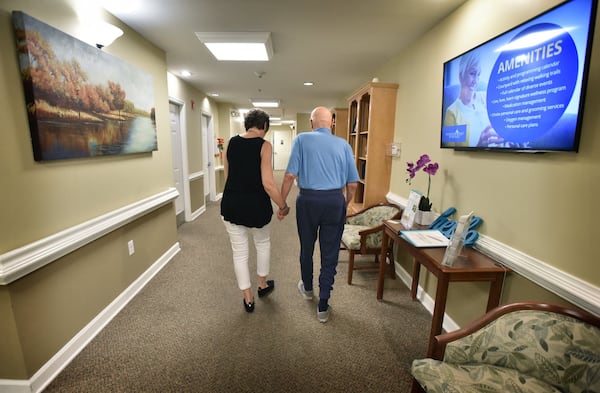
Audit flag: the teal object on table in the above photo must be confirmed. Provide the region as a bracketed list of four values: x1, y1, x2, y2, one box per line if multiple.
[429, 207, 482, 247]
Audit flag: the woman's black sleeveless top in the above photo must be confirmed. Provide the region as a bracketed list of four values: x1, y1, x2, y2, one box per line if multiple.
[220, 135, 272, 228]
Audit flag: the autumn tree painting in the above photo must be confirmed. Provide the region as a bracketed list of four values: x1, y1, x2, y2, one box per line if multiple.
[12, 11, 157, 161]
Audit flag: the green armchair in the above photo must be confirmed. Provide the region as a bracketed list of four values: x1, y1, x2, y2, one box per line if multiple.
[411, 302, 600, 393]
[341, 203, 402, 285]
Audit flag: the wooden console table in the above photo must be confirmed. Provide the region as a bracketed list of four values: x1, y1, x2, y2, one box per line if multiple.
[378, 220, 509, 356]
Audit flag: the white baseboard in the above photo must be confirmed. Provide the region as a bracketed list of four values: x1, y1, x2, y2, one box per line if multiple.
[189, 204, 206, 221]
[0, 380, 31, 393]
[0, 243, 181, 393]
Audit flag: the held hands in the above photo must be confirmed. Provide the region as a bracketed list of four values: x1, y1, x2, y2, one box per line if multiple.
[277, 204, 290, 220]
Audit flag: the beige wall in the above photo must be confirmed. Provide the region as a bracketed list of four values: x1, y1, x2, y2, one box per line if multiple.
[167, 72, 223, 214]
[190, 178, 205, 213]
[0, 287, 26, 378]
[0, 0, 179, 380]
[3, 205, 177, 378]
[166, 72, 222, 176]
[216, 102, 233, 163]
[0, 2, 174, 252]
[376, 0, 599, 325]
[296, 112, 311, 133]
[216, 168, 226, 195]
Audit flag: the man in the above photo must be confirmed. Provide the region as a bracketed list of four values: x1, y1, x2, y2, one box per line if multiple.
[279, 106, 359, 323]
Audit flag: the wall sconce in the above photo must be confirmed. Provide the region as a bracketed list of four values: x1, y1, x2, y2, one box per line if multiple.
[93, 21, 123, 49]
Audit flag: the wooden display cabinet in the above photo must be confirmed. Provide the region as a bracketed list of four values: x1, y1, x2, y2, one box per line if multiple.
[331, 107, 348, 139]
[346, 82, 398, 214]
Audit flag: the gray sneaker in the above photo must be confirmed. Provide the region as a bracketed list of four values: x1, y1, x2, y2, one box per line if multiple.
[317, 305, 331, 323]
[297, 280, 313, 300]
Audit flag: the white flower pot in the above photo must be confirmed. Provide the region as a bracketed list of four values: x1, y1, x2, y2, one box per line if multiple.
[415, 210, 435, 226]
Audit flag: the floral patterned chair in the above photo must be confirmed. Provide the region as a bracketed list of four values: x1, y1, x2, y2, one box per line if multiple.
[341, 203, 402, 285]
[411, 302, 600, 393]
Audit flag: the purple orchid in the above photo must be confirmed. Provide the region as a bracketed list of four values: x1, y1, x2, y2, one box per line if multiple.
[423, 162, 439, 176]
[416, 154, 431, 168]
[405, 154, 439, 211]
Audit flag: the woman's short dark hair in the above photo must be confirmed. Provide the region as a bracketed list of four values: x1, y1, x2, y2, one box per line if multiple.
[244, 109, 270, 131]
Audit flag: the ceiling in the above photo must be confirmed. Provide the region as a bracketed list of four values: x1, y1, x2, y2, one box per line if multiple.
[100, 0, 468, 122]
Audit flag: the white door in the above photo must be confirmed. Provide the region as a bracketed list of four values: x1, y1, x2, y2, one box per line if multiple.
[273, 130, 292, 170]
[169, 102, 184, 217]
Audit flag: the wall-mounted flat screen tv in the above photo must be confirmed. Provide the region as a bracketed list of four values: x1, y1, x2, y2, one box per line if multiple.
[440, 0, 597, 153]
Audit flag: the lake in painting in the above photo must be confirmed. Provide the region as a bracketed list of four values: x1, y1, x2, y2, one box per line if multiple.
[38, 116, 157, 160]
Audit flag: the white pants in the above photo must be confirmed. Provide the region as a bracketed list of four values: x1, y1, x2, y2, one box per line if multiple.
[222, 219, 271, 290]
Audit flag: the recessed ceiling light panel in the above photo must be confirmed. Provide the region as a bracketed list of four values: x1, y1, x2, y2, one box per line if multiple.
[195, 32, 273, 61]
[250, 99, 280, 108]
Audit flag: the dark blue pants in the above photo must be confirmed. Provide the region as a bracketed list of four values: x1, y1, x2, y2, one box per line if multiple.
[296, 188, 346, 300]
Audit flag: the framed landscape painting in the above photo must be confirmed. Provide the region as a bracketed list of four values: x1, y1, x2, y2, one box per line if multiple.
[12, 11, 157, 161]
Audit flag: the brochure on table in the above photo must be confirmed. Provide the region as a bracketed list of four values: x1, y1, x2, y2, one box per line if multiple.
[399, 229, 450, 248]
[441, 211, 474, 266]
[400, 190, 422, 228]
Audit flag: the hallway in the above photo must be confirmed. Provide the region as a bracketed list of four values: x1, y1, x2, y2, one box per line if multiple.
[43, 177, 432, 392]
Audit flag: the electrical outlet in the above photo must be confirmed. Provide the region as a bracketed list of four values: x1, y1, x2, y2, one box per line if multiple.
[128, 240, 135, 256]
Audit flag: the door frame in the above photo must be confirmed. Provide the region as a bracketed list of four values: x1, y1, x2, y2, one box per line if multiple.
[168, 96, 194, 222]
[168, 100, 184, 222]
[201, 111, 217, 202]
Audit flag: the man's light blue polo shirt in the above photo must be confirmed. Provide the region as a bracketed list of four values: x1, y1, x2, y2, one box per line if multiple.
[285, 128, 359, 190]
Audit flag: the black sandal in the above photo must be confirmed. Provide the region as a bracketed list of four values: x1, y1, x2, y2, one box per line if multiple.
[243, 298, 255, 313]
[258, 280, 275, 298]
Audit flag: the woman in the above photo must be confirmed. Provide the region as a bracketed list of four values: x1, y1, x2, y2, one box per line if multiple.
[220, 109, 290, 313]
[444, 52, 504, 147]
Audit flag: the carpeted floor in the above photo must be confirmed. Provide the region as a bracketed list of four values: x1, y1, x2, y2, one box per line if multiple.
[43, 172, 432, 392]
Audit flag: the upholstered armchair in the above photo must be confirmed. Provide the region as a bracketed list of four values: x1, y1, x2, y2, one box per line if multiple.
[411, 302, 600, 393]
[341, 203, 402, 285]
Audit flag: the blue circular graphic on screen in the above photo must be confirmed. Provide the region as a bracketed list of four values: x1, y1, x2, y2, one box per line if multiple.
[487, 23, 578, 143]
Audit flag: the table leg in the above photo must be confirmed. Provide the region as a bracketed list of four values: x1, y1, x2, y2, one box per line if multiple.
[377, 230, 390, 301]
[387, 239, 396, 279]
[486, 272, 506, 311]
[411, 379, 425, 393]
[411, 258, 420, 300]
[427, 274, 450, 357]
